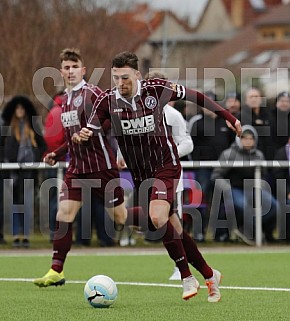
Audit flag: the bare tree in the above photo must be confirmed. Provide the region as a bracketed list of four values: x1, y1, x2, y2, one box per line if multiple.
[0, 0, 140, 116]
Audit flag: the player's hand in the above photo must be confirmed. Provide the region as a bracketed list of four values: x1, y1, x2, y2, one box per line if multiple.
[43, 152, 56, 166]
[72, 133, 82, 144]
[226, 119, 242, 137]
[117, 158, 127, 170]
[80, 127, 93, 141]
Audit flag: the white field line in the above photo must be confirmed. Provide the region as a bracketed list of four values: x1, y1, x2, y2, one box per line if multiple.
[0, 277, 290, 292]
[0, 247, 290, 257]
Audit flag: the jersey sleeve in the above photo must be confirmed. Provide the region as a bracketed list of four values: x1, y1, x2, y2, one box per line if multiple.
[184, 88, 237, 126]
[146, 78, 237, 125]
[87, 92, 110, 134]
[146, 78, 186, 103]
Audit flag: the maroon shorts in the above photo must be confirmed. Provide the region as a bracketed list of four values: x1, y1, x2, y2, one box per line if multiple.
[59, 169, 124, 208]
[134, 163, 181, 215]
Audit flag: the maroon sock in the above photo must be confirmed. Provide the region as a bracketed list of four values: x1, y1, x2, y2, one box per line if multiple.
[51, 221, 73, 273]
[126, 206, 148, 230]
[161, 221, 191, 279]
[181, 231, 213, 279]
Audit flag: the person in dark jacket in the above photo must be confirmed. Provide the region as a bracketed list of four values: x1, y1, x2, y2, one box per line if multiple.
[273, 136, 290, 242]
[269, 91, 290, 154]
[190, 92, 235, 241]
[0, 96, 46, 247]
[238, 87, 273, 160]
[211, 125, 278, 244]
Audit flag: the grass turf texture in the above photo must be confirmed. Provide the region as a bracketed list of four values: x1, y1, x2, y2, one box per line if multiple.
[0, 249, 290, 321]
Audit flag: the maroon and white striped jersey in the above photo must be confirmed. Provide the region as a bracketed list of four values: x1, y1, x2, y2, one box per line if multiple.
[61, 80, 117, 174]
[87, 79, 186, 181]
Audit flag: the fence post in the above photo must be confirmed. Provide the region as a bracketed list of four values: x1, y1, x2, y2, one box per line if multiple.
[254, 165, 262, 246]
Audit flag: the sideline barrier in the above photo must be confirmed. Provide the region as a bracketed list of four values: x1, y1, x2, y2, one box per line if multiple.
[1, 160, 290, 247]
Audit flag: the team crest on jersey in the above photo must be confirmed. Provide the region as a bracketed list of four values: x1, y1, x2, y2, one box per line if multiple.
[73, 96, 83, 107]
[144, 96, 157, 109]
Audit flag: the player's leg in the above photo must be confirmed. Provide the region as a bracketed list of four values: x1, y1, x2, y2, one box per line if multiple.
[168, 213, 182, 280]
[33, 199, 81, 288]
[34, 172, 82, 288]
[172, 215, 222, 302]
[149, 199, 199, 300]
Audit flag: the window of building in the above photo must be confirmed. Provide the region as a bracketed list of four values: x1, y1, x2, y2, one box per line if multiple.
[284, 30, 290, 39]
[261, 30, 276, 40]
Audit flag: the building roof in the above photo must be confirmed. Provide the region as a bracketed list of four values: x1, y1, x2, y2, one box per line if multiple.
[112, 4, 164, 51]
[255, 2, 290, 25]
[198, 4, 290, 73]
[112, 4, 196, 52]
[222, 0, 284, 26]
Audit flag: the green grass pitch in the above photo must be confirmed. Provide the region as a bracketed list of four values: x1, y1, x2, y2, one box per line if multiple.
[0, 248, 290, 321]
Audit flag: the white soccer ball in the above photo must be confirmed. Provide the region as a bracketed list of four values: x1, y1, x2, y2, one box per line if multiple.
[84, 275, 118, 308]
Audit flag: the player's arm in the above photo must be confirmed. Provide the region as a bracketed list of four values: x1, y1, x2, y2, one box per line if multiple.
[43, 142, 68, 165]
[153, 79, 241, 136]
[79, 93, 110, 143]
[183, 88, 242, 137]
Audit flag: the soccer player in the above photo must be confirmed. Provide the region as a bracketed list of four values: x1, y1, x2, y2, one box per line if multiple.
[144, 70, 193, 280]
[33, 48, 128, 287]
[79, 51, 242, 302]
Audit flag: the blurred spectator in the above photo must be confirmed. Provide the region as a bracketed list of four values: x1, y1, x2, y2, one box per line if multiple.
[273, 136, 290, 243]
[43, 93, 66, 241]
[0, 109, 7, 244]
[223, 92, 241, 118]
[239, 87, 273, 160]
[269, 91, 290, 153]
[211, 125, 278, 244]
[0, 96, 46, 247]
[190, 91, 235, 241]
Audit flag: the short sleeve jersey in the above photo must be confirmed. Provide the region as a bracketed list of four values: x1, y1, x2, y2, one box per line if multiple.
[88, 78, 186, 180]
[61, 81, 117, 174]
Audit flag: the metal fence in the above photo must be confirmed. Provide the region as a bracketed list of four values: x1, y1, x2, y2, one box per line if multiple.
[1, 160, 290, 246]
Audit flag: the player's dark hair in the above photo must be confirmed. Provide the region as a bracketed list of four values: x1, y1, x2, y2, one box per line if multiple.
[111, 51, 138, 70]
[60, 48, 83, 64]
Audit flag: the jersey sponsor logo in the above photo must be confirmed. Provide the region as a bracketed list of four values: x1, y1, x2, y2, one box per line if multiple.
[144, 96, 157, 109]
[73, 95, 83, 107]
[120, 115, 155, 135]
[61, 110, 80, 127]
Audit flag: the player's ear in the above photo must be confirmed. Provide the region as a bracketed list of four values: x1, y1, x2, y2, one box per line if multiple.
[136, 70, 142, 80]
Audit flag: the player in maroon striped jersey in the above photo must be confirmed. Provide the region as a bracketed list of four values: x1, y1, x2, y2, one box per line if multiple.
[80, 51, 242, 302]
[34, 48, 128, 288]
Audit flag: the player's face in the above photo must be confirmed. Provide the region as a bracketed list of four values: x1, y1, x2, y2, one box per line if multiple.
[60, 59, 86, 89]
[112, 66, 139, 98]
